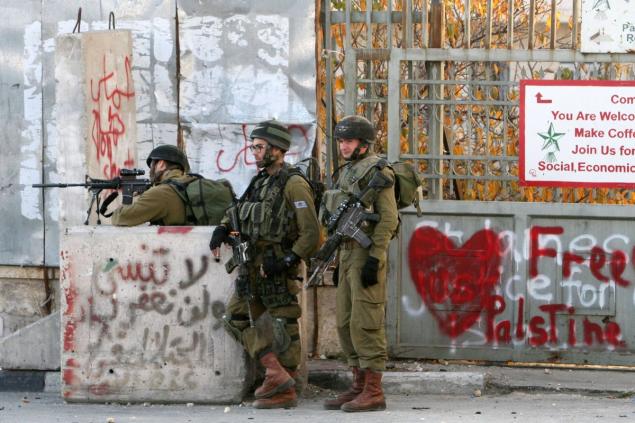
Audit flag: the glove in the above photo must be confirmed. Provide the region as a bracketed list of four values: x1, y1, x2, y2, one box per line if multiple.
[361, 256, 379, 288]
[99, 191, 119, 217]
[209, 226, 229, 250]
[263, 252, 300, 277]
[332, 265, 339, 286]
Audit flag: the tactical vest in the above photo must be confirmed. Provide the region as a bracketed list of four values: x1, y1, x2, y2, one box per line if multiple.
[322, 154, 383, 217]
[238, 164, 300, 244]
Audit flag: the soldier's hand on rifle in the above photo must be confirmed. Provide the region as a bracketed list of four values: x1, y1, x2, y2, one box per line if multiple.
[209, 225, 229, 260]
[262, 252, 300, 277]
[361, 256, 379, 288]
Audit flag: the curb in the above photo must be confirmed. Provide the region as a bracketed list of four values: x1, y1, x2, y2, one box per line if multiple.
[309, 370, 485, 395]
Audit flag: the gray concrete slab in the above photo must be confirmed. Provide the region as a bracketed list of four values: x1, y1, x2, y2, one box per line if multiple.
[0, 311, 60, 370]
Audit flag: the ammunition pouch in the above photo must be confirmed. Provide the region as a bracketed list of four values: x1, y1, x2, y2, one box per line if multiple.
[272, 317, 292, 355]
[257, 272, 296, 308]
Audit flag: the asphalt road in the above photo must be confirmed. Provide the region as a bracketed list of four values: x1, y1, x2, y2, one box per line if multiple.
[1, 390, 634, 423]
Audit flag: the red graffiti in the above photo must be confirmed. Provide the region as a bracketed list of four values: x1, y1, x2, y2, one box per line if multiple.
[408, 227, 502, 338]
[157, 226, 193, 235]
[409, 226, 628, 349]
[485, 299, 625, 348]
[90, 55, 136, 180]
[214, 124, 309, 173]
[63, 321, 76, 352]
[88, 383, 110, 396]
[530, 226, 631, 286]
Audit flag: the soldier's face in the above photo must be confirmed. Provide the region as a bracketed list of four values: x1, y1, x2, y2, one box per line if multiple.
[149, 160, 167, 183]
[249, 138, 271, 168]
[338, 138, 366, 159]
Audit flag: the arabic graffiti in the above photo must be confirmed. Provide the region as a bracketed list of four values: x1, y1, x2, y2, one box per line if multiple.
[89, 55, 136, 180]
[61, 242, 232, 399]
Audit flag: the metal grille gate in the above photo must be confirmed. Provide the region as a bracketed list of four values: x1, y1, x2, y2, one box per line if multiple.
[322, 0, 635, 364]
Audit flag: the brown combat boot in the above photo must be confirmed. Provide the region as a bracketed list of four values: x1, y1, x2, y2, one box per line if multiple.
[285, 367, 304, 395]
[254, 352, 295, 399]
[341, 369, 386, 412]
[323, 367, 366, 410]
[253, 386, 297, 409]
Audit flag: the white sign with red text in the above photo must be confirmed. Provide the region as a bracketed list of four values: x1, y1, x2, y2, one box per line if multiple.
[520, 80, 635, 188]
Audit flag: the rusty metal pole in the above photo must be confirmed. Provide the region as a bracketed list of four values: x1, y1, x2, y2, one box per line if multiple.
[427, 0, 444, 200]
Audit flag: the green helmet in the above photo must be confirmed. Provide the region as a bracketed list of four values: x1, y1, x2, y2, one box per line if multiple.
[146, 145, 190, 172]
[334, 115, 376, 143]
[250, 120, 292, 151]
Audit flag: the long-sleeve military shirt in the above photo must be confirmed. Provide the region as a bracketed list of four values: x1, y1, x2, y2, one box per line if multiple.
[220, 166, 320, 260]
[337, 154, 399, 259]
[283, 174, 320, 260]
[111, 169, 190, 226]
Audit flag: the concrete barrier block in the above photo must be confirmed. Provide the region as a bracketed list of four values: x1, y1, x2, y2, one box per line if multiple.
[55, 31, 138, 227]
[0, 311, 60, 370]
[60, 226, 250, 403]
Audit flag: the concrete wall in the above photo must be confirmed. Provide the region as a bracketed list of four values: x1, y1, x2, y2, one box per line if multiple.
[0, 266, 58, 339]
[56, 30, 138, 227]
[60, 226, 250, 403]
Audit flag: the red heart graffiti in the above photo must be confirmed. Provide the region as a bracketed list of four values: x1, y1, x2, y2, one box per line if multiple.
[408, 227, 502, 338]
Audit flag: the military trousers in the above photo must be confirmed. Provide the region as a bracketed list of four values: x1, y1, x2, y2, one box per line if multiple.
[336, 245, 387, 371]
[224, 262, 302, 370]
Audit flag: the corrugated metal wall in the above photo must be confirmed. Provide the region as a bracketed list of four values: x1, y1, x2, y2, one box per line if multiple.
[0, 0, 316, 267]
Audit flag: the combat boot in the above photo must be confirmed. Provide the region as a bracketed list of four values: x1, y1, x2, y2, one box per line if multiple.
[323, 367, 366, 410]
[285, 367, 304, 395]
[253, 387, 297, 409]
[341, 369, 386, 412]
[254, 352, 295, 399]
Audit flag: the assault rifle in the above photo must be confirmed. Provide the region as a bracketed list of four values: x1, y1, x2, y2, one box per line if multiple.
[225, 203, 255, 327]
[32, 168, 151, 225]
[305, 169, 393, 288]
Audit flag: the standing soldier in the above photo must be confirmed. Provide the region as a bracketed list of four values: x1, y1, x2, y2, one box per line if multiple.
[209, 120, 320, 409]
[110, 145, 193, 226]
[321, 116, 399, 412]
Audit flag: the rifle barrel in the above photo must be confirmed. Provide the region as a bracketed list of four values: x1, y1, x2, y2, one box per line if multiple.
[32, 183, 89, 188]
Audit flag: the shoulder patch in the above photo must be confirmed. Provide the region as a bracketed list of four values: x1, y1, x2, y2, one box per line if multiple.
[294, 200, 308, 209]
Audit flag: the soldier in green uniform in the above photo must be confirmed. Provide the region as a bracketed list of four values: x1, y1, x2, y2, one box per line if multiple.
[209, 120, 320, 409]
[111, 145, 194, 226]
[321, 116, 399, 412]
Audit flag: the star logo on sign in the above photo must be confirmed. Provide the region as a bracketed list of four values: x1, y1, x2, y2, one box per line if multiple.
[538, 122, 565, 163]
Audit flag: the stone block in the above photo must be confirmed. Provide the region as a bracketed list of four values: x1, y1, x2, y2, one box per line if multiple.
[60, 226, 250, 403]
[0, 311, 60, 370]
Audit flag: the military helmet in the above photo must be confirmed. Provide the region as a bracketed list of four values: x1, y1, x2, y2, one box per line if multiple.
[334, 115, 376, 143]
[146, 144, 190, 172]
[250, 120, 292, 151]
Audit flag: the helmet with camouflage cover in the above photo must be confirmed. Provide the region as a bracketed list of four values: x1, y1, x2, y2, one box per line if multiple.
[250, 120, 292, 151]
[334, 115, 376, 144]
[146, 145, 190, 173]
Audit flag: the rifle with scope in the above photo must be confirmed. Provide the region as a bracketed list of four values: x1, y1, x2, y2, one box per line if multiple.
[32, 168, 151, 224]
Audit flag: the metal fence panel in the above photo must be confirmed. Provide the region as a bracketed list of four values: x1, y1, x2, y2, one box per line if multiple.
[0, 0, 44, 266]
[178, 0, 316, 193]
[389, 201, 635, 365]
[39, 0, 178, 266]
